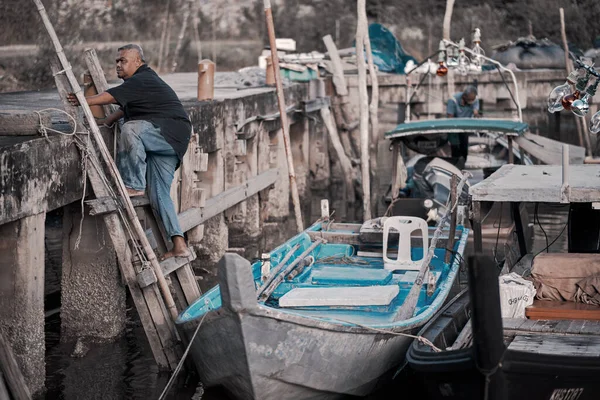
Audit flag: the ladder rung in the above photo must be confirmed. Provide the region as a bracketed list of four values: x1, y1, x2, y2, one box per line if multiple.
[137, 248, 197, 288]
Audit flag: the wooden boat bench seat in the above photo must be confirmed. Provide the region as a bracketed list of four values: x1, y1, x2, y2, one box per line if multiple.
[525, 299, 600, 321]
[278, 285, 400, 308]
[310, 266, 392, 286]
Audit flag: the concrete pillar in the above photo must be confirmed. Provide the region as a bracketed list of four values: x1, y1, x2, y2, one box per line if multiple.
[61, 203, 126, 343]
[0, 213, 46, 396]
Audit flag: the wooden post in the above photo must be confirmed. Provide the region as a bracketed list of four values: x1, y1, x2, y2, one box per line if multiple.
[192, 0, 202, 62]
[507, 136, 514, 164]
[33, 0, 180, 321]
[356, 0, 372, 221]
[263, 0, 304, 232]
[323, 34, 348, 97]
[445, 174, 458, 264]
[364, 22, 380, 217]
[443, 0, 456, 97]
[0, 332, 31, 400]
[443, 0, 455, 40]
[171, 0, 192, 73]
[0, 214, 45, 396]
[320, 107, 355, 211]
[467, 254, 508, 400]
[83, 73, 105, 119]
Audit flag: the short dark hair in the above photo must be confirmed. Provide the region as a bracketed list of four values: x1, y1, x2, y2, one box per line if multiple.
[117, 44, 146, 63]
[463, 85, 478, 97]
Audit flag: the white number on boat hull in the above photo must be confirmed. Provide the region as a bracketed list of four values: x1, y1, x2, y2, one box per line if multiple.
[549, 388, 584, 400]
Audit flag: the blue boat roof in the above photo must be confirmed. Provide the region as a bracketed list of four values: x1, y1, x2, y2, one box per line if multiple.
[384, 118, 529, 140]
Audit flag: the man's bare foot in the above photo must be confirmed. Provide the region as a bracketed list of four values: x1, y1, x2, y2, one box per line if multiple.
[126, 187, 145, 197]
[160, 236, 190, 261]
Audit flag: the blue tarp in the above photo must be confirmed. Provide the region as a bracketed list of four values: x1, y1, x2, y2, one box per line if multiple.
[364, 23, 416, 74]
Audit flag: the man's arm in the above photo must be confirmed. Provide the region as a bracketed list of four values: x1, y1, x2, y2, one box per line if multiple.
[446, 98, 456, 118]
[66, 91, 117, 107]
[472, 98, 481, 118]
[100, 109, 125, 126]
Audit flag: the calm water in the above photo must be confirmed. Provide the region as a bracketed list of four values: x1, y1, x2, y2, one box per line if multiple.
[43, 199, 571, 400]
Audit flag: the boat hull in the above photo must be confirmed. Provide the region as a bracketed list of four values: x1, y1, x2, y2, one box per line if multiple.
[179, 308, 418, 400]
[407, 290, 600, 400]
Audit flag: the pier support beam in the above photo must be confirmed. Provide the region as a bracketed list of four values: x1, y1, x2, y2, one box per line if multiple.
[0, 213, 46, 396]
[61, 203, 126, 343]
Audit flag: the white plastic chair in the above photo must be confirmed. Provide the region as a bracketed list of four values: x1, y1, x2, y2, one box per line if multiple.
[382, 216, 429, 271]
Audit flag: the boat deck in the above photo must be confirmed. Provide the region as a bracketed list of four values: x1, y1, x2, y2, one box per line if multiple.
[177, 219, 470, 328]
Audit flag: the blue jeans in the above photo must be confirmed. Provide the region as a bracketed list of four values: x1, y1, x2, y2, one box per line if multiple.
[117, 120, 183, 240]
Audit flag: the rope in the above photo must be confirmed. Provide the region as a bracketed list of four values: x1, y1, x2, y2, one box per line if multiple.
[34, 108, 88, 140]
[325, 316, 443, 353]
[157, 311, 208, 400]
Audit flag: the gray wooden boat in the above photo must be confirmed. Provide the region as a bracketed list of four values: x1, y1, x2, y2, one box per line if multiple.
[176, 217, 469, 400]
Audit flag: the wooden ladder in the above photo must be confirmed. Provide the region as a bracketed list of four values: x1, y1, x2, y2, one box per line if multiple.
[50, 49, 202, 370]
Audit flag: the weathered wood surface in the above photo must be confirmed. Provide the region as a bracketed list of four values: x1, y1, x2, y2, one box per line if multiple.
[322, 34, 348, 96]
[355, 0, 371, 221]
[0, 111, 52, 136]
[470, 164, 600, 203]
[179, 132, 207, 245]
[508, 333, 600, 356]
[178, 168, 278, 233]
[0, 331, 31, 400]
[138, 248, 198, 289]
[449, 319, 473, 350]
[87, 168, 279, 232]
[514, 132, 585, 165]
[526, 300, 600, 321]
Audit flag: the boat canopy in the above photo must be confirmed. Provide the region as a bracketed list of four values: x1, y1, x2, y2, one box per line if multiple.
[384, 118, 529, 140]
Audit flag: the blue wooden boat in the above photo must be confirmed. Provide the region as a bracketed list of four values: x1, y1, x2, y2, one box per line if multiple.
[176, 214, 469, 400]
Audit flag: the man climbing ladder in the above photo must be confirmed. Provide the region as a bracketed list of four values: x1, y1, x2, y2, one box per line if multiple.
[68, 44, 191, 260]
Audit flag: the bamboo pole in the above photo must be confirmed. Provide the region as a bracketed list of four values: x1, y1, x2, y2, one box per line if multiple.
[157, 0, 172, 73]
[0, 332, 31, 400]
[364, 20, 379, 217]
[192, 1, 203, 62]
[320, 107, 355, 210]
[559, 7, 592, 155]
[171, 0, 192, 73]
[443, 0, 456, 97]
[263, 0, 304, 232]
[32, 0, 180, 321]
[356, 0, 372, 221]
[442, 0, 455, 40]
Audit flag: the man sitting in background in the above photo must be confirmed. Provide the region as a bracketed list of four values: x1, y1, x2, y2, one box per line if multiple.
[446, 85, 480, 163]
[67, 44, 191, 260]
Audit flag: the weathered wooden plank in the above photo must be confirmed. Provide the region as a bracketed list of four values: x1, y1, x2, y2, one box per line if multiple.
[0, 332, 31, 400]
[0, 371, 10, 400]
[175, 265, 202, 306]
[87, 168, 279, 235]
[180, 132, 204, 244]
[470, 164, 600, 203]
[515, 132, 585, 165]
[449, 319, 472, 350]
[508, 333, 600, 356]
[178, 168, 279, 233]
[83, 48, 118, 117]
[138, 248, 198, 289]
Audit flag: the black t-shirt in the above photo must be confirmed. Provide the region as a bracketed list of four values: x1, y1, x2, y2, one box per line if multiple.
[107, 64, 191, 161]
